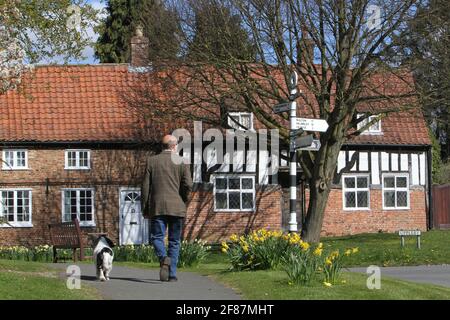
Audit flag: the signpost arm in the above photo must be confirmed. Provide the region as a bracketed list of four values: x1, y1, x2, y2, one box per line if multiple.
[289, 71, 298, 233]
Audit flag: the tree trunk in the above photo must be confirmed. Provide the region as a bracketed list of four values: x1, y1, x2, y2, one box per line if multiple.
[300, 135, 344, 243]
[301, 183, 331, 243]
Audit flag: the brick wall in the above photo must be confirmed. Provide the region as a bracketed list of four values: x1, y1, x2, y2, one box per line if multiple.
[184, 185, 283, 242]
[0, 148, 148, 247]
[0, 147, 427, 246]
[303, 187, 427, 237]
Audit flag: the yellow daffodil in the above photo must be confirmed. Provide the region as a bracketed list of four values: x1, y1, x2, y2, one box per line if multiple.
[344, 249, 352, 256]
[313, 247, 323, 256]
[242, 245, 249, 253]
[325, 258, 332, 265]
[300, 241, 310, 251]
[323, 282, 332, 287]
[221, 248, 228, 253]
[352, 247, 359, 254]
[221, 241, 229, 250]
[230, 234, 239, 242]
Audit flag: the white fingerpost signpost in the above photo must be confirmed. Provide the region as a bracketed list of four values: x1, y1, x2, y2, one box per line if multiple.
[288, 71, 299, 232]
[272, 70, 329, 233]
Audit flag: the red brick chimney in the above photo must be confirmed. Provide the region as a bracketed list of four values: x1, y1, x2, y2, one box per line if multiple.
[298, 26, 315, 65]
[130, 25, 149, 66]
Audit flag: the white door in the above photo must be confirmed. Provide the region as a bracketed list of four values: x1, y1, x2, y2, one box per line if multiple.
[119, 189, 148, 245]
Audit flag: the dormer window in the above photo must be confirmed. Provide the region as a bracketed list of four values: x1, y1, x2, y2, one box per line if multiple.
[2, 149, 28, 170]
[357, 114, 381, 134]
[228, 112, 254, 131]
[65, 150, 91, 170]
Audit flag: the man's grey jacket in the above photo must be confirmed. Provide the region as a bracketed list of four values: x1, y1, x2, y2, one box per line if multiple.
[141, 150, 193, 219]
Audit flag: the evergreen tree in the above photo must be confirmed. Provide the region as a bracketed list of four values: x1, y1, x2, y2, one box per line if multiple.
[95, 0, 180, 63]
[186, 0, 255, 62]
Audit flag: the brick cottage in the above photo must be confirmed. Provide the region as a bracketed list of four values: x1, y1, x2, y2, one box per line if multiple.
[0, 40, 432, 247]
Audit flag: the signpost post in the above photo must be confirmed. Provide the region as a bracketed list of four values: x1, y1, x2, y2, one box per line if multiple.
[288, 72, 298, 232]
[272, 70, 328, 233]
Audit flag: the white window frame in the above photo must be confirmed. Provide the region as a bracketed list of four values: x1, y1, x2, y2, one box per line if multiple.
[2, 149, 29, 170]
[357, 114, 382, 135]
[65, 149, 91, 170]
[213, 175, 256, 212]
[227, 112, 254, 131]
[382, 174, 410, 210]
[0, 188, 33, 228]
[61, 188, 95, 227]
[342, 174, 370, 211]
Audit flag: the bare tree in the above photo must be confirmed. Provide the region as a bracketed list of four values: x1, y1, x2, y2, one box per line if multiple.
[129, 0, 423, 242]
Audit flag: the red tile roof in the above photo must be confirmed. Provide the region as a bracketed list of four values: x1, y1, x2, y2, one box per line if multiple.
[0, 64, 430, 146]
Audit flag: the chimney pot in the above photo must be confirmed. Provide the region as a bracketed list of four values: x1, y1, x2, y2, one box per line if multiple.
[130, 25, 150, 67]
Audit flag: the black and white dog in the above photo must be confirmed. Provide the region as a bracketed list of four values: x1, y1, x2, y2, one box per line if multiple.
[92, 235, 115, 281]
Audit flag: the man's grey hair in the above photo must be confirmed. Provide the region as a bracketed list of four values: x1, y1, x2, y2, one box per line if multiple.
[162, 135, 178, 150]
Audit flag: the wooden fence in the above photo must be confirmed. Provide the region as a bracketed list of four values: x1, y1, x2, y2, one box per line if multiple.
[433, 184, 450, 229]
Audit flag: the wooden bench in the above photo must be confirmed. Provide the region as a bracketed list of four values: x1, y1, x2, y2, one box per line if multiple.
[48, 219, 85, 262]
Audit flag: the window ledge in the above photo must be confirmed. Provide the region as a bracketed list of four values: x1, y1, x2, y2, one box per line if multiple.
[0, 223, 33, 228]
[64, 167, 91, 171]
[2, 168, 30, 171]
[80, 224, 96, 228]
[213, 210, 255, 213]
[343, 208, 371, 212]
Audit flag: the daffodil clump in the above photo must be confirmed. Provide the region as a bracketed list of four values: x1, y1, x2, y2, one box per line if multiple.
[221, 229, 359, 286]
[323, 247, 359, 285]
[178, 239, 211, 268]
[0, 245, 74, 262]
[222, 229, 323, 272]
[222, 229, 291, 270]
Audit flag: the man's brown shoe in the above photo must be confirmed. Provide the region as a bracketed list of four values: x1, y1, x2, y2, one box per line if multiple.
[160, 256, 171, 281]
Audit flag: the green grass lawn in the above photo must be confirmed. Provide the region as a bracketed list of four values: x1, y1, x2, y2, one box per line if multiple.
[321, 230, 450, 267]
[114, 230, 450, 300]
[0, 260, 100, 300]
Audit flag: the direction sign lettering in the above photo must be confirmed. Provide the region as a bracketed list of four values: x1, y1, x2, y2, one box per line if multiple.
[294, 118, 329, 132]
[298, 139, 321, 151]
[272, 102, 290, 114]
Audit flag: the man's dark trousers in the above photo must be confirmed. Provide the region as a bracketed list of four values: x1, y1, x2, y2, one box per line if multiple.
[150, 215, 183, 278]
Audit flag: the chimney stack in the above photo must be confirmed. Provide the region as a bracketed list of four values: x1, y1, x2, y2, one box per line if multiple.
[298, 25, 315, 65]
[130, 25, 149, 66]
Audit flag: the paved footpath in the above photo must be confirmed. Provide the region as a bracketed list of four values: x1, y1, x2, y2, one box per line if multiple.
[49, 263, 241, 300]
[349, 265, 450, 288]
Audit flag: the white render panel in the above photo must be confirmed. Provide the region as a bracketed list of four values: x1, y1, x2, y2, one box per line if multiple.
[400, 154, 409, 171]
[371, 152, 380, 184]
[381, 152, 389, 171]
[349, 151, 357, 171]
[258, 150, 269, 185]
[411, 154, 420, 185]
[246, 149, 257, 172]
[233, 150, 244, 172]
[359, 152, 368, 171]
[337, 151, 346, 172]
[281, 150, 288, 167]
[419, 153, 426, 185]
[391, 153, 398, 171]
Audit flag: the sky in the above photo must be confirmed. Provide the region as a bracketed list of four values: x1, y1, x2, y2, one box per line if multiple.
[47, 0, 107, 65]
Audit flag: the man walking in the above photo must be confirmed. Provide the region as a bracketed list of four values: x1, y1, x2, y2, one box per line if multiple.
[142, 135, 193, 282]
